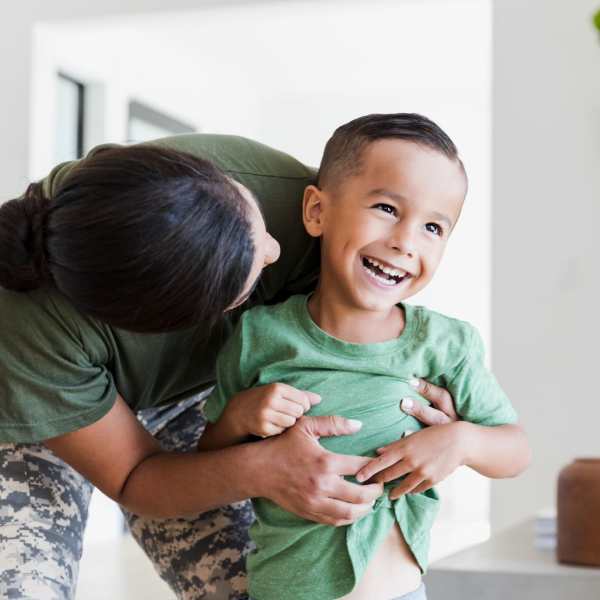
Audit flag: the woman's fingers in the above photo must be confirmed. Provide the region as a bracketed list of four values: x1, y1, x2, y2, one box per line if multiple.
[329, 478, 383, 506]
[409, 378, 458, 420]
[304, 496, 376, 526]
[400, 398, 453, 426]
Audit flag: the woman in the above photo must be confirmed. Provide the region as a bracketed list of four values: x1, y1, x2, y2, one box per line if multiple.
[0, 133, 458, 599]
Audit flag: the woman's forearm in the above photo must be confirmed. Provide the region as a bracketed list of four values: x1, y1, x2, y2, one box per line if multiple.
[458, 422, 531, 478]
[119, 442, 261, 518]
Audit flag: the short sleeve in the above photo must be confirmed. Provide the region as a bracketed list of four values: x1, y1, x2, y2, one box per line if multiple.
[0, 289, 117, 442]
[203, 318, 249, 424]
[443, 325, 518, 426]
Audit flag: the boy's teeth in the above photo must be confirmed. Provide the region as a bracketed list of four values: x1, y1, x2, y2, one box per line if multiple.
[365, 256, 405, 278]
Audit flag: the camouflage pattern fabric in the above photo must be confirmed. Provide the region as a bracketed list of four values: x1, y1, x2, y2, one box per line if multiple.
[0, 443, 93, 599]
[0, 391, 254, 600]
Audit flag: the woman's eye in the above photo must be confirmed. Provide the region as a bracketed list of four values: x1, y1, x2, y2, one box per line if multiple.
[374, 203, 397, 216]
[425, 222, 443, 236]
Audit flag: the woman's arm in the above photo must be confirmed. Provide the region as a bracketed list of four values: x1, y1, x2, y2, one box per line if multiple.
[45, 394, 382, 522]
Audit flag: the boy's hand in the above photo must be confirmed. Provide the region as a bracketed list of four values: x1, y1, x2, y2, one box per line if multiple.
[355, 422, 467, 499]
[222, 383, 321, 439]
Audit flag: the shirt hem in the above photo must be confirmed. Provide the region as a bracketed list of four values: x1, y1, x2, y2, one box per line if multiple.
[0, 391, 118, 443]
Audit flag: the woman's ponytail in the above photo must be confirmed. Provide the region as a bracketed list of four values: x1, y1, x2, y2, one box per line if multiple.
[0, 182, 53, 292]
[1, 146, 255, 332]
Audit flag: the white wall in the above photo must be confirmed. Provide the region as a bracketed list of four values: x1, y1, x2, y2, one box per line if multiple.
[492, 0, 600, 532]
[3, 0, 495, 558]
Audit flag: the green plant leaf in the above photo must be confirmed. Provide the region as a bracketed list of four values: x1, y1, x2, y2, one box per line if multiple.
[594, 8, 600, 32]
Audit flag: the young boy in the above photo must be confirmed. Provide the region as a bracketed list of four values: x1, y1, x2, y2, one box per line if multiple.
[198, 114, 530, 600]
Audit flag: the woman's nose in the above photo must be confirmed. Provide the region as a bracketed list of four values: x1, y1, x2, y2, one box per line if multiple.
[264, 234, 281, 266]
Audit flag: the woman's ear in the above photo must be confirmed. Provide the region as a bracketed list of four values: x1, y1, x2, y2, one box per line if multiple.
[303, 185, 326, 238]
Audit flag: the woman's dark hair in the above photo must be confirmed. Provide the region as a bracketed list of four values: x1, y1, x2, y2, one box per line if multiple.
[317, 113, 464, 189]
[0, 146, 255, 332]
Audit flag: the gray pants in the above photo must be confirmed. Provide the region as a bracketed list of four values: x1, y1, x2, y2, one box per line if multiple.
[249, 583, 427, 600]
[392, 583, 427, 600]
[0, 394, 254, 600]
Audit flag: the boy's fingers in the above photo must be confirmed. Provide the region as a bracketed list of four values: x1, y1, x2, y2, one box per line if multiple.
[275, 397, 306, 418]
[297, 415, 362, 440]
[278, 384, 320, 412]
[260, 423, 286, 437]
[407, 480, 434, 495]
[306, 391, 322, 406]
[356, 451, 403, 482]
[409, 378, 458, 420]
[389, 472, 423, 499]
[373, 463, 413, 485]
[268, 410, 297, 429]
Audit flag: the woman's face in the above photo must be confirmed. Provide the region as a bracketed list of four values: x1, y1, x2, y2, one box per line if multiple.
[227, 182, 281, 310]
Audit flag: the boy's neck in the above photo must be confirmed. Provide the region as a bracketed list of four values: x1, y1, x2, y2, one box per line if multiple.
[307, 289, 405, 344]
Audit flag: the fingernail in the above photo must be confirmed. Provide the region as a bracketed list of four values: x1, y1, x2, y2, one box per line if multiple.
[348, 419, 363, 431]
[313, 395, 322, 403]
[409, 378, 420, 389]
[356, 472, 365, 482]
[400, 398, 413, 412]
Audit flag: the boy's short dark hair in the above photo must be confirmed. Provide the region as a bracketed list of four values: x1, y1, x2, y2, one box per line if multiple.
[317, 113, 463, 189]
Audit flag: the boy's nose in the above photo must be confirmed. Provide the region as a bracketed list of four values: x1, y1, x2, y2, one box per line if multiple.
[388, 226, 417, 258]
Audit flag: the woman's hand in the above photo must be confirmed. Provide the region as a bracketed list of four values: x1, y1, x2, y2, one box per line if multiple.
[399, 377, 459, 426]
[222, 383, 321, 439]
[257, 415, 384, 525]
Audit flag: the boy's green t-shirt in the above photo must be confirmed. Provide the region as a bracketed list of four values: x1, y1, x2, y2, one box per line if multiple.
[0, 134, 319, 443]
[204, 295, 518, 600]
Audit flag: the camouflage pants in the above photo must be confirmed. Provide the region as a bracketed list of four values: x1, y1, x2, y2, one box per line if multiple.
[0, 393, 254, 600]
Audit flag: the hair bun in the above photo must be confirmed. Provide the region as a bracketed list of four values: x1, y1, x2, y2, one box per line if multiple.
[0, 182, 53, 291]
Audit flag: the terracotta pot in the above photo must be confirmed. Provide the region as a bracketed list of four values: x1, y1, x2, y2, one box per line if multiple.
[557, 458, 600, 567]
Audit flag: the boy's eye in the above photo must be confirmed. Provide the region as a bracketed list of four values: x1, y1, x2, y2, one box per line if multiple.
[373, 203, 397, 216]
[425, 222, 444, 236]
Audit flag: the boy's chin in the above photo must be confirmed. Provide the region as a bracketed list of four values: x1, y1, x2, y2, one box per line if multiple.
[352, 291, 408, 313]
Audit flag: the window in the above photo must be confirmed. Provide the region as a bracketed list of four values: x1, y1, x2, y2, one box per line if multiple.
[55, 72, 85, 162]
[128, 100, 195, 142]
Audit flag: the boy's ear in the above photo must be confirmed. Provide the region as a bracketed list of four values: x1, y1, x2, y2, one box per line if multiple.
[302, 185, 326, 238]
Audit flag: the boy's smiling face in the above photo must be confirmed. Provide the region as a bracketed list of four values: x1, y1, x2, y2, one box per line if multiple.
[304, 139, 467, 314]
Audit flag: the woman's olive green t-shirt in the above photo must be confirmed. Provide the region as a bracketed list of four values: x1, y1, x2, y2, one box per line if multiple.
[0, 134, 319, 442]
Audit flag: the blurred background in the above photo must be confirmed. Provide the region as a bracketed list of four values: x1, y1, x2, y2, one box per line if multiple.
[1, 0, 599, 598]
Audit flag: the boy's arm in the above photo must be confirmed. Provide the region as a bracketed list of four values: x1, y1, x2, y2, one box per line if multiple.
[357, 323, 531, 494]
[455, 421, 531, 478]
[198, 383, 320, 451]
[398, 378, 531, 478]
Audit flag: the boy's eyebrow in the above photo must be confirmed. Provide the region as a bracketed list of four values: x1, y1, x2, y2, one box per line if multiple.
[367, 188, 453, 228]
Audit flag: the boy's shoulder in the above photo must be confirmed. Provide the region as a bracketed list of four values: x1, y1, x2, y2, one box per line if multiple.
[408, 303, 479, 354]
